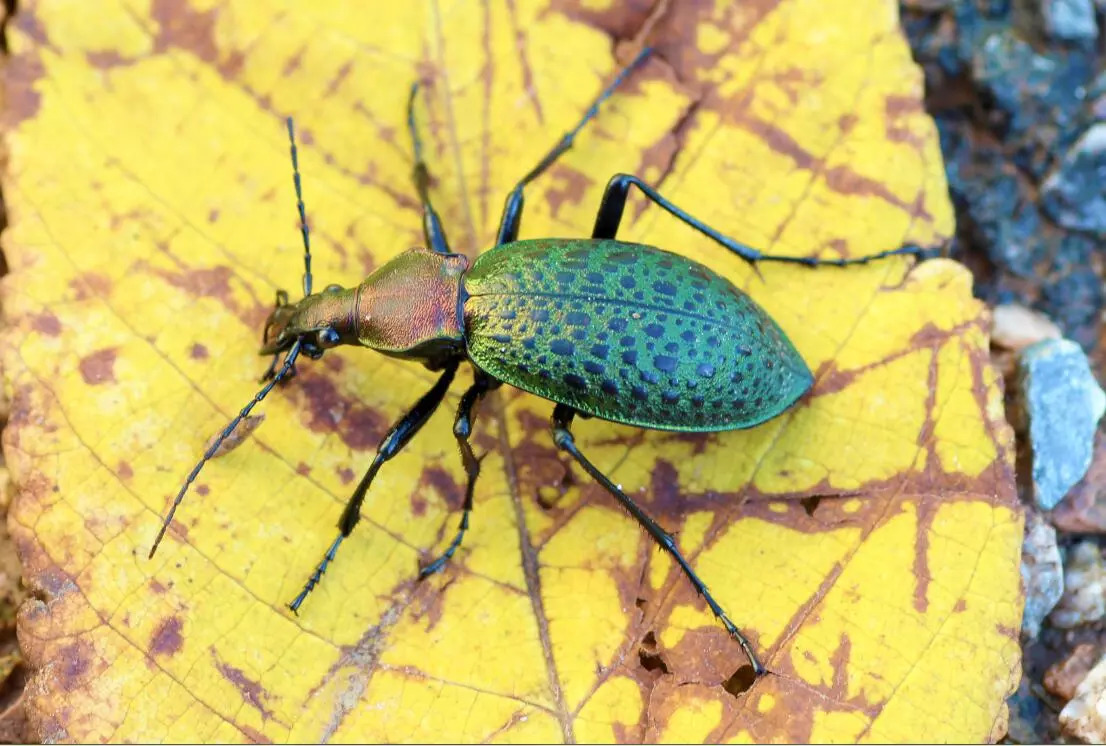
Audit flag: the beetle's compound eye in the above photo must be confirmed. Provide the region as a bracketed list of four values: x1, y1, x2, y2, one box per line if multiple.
[324, 283, 343, 294]
[317, 328, 341, 348]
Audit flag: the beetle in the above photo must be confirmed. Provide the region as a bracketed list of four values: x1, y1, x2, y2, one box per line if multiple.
[150, 47, 935, 675]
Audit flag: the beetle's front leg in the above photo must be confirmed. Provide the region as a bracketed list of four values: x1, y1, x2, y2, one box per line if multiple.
[288, 361, 459, 613]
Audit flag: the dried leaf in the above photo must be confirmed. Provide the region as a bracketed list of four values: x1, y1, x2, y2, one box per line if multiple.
[2, 0, 1021, 742]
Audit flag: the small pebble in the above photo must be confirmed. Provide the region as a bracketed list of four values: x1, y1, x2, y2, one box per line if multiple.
[1050, 541, 1106, 629]
[1017, 339, 1106, 510]
[1040, 0, 1099, 41]
[992, 304, 1062, 351]
[1021, 513, 1065, 637]
[1052, 431, 1106, 534]
[1060, 652, 1106, 742]
[1045, 643, 1099, 702]
[1041, 123, 1106, 235]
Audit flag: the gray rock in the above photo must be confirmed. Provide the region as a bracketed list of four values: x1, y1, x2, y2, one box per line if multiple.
[1040, 0, 1099, 40]
[1021, 513, 1065, 637]
[1017, 339, 1106, 510]
[1042, 123, 1106, 235]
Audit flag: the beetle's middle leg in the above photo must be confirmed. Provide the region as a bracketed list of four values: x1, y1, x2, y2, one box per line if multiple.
[591, 173, 938, 266]
[494, 47, 652, 246]
[419, 370, 501, 578]
[549, 403, 766, 676]
[288, 361, 459, 613]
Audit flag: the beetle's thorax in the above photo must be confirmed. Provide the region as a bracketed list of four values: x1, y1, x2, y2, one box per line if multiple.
[353, 248, 469, 366]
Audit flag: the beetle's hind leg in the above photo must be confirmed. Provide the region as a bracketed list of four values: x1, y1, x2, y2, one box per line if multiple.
[550, 404, 766, 676]
[494, 47, 652, 246]
[287, 362, 459, 613]
[591, 173, 939, 267]
[419, 371, 501, 578]
[407, 83, 452, 255]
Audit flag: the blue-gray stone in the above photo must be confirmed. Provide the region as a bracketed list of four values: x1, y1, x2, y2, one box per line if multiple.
[1041, 123, 1106, 235]
[1040, 0, 1099, 40]
[1018, 339, 1106, 510]
[1021, 513, 1064, 637]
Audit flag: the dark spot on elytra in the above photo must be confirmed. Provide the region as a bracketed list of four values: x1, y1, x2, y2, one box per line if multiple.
[631, 386, 647, 400]
[491, 334, 511, 343]
[565, 311, 590, 326]
[590, 344, 609, 360]
[622, 350, 638, 365]
[555, 271, 574, 284]
[572, 329, 586, 341]
[664, 342, 678, 354]
[563, 373, 587, 389]
[608, 318, 628, 332]
[586, 272, 604, 284]
[662, 390, 680, 402]
[697, 363, 715, 377]
[531, 309, 550, 322]
[620, 276, 636, 290]
[522, 337, 536, 350]
[640, 369, 659, 384]
[654, 355, 677, 373]
[653, 280, 676, 296]
[681, 330, 695, 343]
[601, 379, 619, 394]
[150, 616, 184, 657]
[644, 323, 663, 338]
[620, 335, 634, 347]
[583, 361, 604, 375]
[550, 339, 575, 356]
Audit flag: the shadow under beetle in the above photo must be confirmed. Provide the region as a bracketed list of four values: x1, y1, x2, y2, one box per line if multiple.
[150, 47, 936, 676]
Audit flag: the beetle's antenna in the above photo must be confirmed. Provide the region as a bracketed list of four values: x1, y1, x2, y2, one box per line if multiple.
[149, 338, 305, 558]
[287, 117, 312, 298]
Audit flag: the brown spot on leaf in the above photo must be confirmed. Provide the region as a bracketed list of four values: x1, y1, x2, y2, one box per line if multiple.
[78, 348, 117, 385]
[420, 466, 461, 511]
[30, 312, 61, 336]
[150, 616, 183, 657]
[203, 414, 265, 458]
[57, 641, 92, 690]
[70, 272, 112, 300]
[117, 461, 133, 480]
[190, 343, 209, 360]
[150, 0, 244, 77]
[336, 466, 354, 485]
[294, 372, 387, 450]
[211, 650, 276, 721]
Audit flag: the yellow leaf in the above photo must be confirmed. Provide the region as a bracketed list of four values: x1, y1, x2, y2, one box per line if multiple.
[2, 0, 1022, 742]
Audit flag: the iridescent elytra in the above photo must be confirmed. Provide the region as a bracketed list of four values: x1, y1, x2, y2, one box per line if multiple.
[150, 47, 935, 675]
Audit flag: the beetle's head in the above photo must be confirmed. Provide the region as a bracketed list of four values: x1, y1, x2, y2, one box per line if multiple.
[260, 284, 357, 358]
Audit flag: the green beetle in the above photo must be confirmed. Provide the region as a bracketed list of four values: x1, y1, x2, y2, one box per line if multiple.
[151, 47, 934, 675]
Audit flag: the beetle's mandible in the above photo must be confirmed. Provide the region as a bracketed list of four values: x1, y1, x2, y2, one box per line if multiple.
[150, 47, 937, 676]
